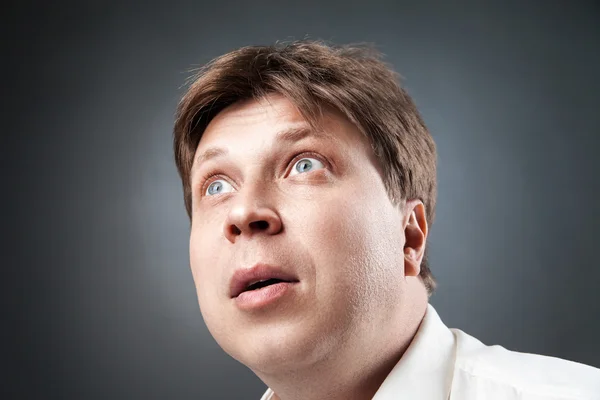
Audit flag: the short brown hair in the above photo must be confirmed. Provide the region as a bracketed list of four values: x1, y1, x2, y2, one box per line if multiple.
[173, 40, 437, 295]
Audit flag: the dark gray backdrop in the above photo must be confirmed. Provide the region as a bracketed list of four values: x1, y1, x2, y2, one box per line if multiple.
[5, 1, 600, 399]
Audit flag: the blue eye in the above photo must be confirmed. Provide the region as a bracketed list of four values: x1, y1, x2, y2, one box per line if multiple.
[206, 179, 234, 196]
[290, 157, 325, 176]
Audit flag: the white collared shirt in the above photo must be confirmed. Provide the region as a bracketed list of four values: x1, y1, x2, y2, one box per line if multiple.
[260, 304, 600, 399]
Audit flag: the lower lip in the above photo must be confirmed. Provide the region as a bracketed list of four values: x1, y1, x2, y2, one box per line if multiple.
[234, 282, 297, 311]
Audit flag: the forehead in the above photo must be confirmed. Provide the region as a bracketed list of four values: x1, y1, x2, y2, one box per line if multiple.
[203, 95, 306, 140]
[199, 95, 326, 150]
[190, 94, 377, 177]
[196, 94, 367, 148]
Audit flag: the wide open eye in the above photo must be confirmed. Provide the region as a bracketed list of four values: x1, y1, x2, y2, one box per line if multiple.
[206, 179, 235, 196]
[289, 157, 325, 176]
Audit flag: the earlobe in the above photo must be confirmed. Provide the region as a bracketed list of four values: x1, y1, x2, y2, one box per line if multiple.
[403, 201, 428, 277]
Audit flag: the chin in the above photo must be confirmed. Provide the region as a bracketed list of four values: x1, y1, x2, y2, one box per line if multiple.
[223, 319, 343, 374]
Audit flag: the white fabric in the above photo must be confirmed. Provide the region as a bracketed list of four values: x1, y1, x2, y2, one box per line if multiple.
[260, 304, 600, 399]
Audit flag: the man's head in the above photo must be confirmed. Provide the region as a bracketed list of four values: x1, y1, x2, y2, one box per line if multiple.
[173, 41, 437, 373]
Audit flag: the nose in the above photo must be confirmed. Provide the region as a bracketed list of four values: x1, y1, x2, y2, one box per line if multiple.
[223, 188, 283, 243]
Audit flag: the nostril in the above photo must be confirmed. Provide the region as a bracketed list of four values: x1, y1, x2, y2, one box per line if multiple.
[249, 220, 269, 231]
[230, 226, 242, 235]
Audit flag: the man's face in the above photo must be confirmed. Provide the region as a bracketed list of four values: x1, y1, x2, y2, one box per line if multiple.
[189, 95, 412, 372]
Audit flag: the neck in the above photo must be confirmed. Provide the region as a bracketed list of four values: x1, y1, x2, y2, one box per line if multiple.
[256, 283, 428, 400]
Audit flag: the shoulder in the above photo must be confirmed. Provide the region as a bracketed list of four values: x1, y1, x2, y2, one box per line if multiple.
[450, 328, 600, 400]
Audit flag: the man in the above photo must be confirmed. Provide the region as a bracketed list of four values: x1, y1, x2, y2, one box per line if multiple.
[172, 41, 600, 399]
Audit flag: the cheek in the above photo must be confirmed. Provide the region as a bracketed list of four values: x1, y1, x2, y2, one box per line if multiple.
[300, 185, 404, 291]
[189, 224, 224, 305]
[189, 232, 232, 347]
[189, 233, 232, 344]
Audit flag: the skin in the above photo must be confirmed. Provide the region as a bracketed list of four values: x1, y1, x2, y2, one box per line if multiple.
[189, 94, 429, 400]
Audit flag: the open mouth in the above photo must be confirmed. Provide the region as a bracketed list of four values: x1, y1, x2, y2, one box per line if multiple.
[244, 278, 288, 293]
[229, 265, 299, 299]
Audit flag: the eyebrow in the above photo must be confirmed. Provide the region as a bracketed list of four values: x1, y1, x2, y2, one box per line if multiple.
[276, 125, 332, 143]
[190, 125, 333, 178]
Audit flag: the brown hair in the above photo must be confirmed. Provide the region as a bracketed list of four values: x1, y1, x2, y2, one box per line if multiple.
[173, 40, 437, 295]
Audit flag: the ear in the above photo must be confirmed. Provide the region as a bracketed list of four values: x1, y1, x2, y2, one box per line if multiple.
[403, 200, 428, 277]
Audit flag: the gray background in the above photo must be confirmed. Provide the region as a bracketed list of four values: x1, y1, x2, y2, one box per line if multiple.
[4, 1, 600, 399]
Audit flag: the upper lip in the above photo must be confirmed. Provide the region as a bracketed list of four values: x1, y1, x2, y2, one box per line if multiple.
[229, 264, 299, 298]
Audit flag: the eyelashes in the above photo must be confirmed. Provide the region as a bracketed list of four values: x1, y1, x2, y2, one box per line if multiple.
[196, 151, 331, 198]
[198, 172, 233, 198]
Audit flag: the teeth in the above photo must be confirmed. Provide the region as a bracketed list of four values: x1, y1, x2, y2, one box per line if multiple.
[245, 278, 284, 291]
[248, 279, 269, 287]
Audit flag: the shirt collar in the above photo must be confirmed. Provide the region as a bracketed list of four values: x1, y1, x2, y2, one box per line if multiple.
[261, 304, 455, 400]
[372, 304, 456, 400]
